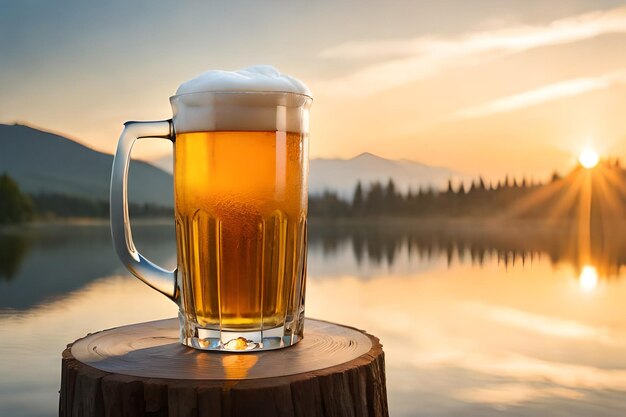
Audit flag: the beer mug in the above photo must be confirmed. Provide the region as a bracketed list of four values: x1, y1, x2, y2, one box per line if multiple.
[110, 66, 312, 351]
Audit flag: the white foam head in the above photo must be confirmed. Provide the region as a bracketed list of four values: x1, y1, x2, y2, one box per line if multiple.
[175, 65, 312, 97]
[171, 66, 312, 133]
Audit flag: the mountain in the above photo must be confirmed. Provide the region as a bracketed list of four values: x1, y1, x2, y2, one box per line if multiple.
[310, 152, 464, 197]
[0, 124, 173, 206]
[0, 123, 461, 205]
[152, 151, 464, 199]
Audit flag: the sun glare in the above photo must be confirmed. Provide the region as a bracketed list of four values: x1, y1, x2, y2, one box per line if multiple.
[579, 265, 598, 292]
[579, 147, 599, 169]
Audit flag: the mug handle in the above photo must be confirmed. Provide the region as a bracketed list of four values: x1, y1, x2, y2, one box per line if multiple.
[110, 120, 178, 302]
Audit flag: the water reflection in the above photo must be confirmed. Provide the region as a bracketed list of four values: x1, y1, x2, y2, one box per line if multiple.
[0, 224, 176, 310]
[0, 221, 625, 417]
[2, 220, 623, 311]
[579, 265, 599, 292]
[0, 233, 31, 280]
[305, 258, 626, 416]
[309, 219, 626, 279]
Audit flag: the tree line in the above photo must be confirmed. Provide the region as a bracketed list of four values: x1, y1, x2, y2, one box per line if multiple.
[0, 173, 172, 225]
[309, 176, 542, 218]
[31, 193, 173, 219]
[2, 160, 625, 224]
[309, 160, 626, 219]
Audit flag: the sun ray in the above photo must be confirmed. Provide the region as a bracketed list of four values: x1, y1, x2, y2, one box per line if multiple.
[599, 164, 626, 200]
[576, 170, 592, 266]
[588, 164, 626, 277]
[593, 167, 623, 218]
[483, 152, 624, 279]
[503, 177, 570, 218]
[545, 171, 585, 221]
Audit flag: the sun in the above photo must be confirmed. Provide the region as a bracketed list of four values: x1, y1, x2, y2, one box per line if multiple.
[579, 146, 599, 169]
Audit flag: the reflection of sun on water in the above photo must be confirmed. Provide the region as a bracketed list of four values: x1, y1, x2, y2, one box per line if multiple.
[579, 265, 598, 292]
[579, 146, 599, 169]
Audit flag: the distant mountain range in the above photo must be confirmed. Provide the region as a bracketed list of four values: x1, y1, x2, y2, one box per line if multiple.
[309, 152, 463, 197]
[0, 124, 172, 206]
[1, 123, 463, 204]
[153, 151, 464, 198]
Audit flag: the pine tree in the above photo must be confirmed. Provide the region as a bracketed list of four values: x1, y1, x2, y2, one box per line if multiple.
[366, 182, 385, 215]
[352, 181, 364, 215]
[384, 178, 397, 211]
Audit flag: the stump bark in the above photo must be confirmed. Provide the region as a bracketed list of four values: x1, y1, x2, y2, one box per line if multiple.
[59, 318, 388, 417]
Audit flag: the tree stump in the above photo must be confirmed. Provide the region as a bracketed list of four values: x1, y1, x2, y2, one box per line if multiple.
[59, 318, 388, 417]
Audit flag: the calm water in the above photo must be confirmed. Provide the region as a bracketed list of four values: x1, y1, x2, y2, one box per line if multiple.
[0, 220, 625, 416]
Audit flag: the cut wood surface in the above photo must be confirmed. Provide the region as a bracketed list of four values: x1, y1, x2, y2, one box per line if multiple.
[60, 318, 389, 417]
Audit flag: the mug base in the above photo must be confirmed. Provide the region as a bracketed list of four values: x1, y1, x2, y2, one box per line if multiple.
[178, 313, 303, 352]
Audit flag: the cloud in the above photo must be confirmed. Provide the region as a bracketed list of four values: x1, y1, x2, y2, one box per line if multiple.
[451, 70, 626, 120]
[317, 6, 626, 97]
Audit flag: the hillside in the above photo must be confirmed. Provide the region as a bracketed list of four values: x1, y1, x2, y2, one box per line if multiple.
[0, 124, 173, 206]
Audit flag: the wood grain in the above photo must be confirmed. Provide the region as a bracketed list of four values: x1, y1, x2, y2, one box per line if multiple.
[71, 318, 372, 380]
[60, 318, 388, 417]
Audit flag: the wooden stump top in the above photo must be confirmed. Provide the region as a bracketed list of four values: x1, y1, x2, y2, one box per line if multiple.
[61, 318, 389, 417]
[71, 318, 374, 380]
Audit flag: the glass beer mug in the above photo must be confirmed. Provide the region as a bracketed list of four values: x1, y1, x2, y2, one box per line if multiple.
[110, 66, 312, 351]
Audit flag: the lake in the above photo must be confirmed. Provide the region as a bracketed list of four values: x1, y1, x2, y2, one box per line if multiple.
[1, 219, 625, 416]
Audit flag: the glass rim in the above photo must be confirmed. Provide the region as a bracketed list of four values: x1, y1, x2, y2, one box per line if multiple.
[169, 90, 313, 101]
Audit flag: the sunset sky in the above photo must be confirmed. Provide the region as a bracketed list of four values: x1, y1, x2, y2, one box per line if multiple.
[2, 0, 626, 180]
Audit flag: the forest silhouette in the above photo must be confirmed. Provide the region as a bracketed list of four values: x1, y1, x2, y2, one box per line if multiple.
[309, 159, 626, 221]
[2, 160, 624, 222]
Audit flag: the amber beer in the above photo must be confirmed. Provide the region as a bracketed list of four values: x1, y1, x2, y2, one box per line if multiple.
[111, 66, 311, 350]
[174, 131, 308, 330]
